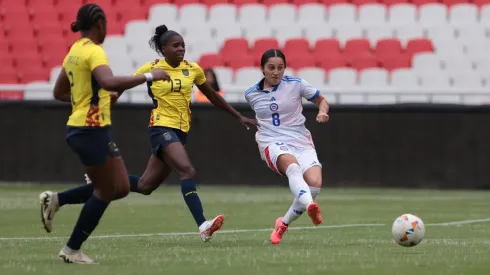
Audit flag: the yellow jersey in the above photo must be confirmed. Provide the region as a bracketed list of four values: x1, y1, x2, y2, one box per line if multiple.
[134, 59, 206, 133]
[64, 38, 111, 127]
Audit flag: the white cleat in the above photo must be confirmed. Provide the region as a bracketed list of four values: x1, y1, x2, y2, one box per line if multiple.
[39, 191, 59, 233]
[84, 173, 92, 184]
[59, 247, 98, 264]
[199, 215, 225, 242]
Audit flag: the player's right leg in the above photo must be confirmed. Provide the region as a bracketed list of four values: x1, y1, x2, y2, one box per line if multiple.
[57, 128, 129, 264]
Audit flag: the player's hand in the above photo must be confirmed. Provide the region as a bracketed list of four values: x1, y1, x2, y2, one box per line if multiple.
[316, 112, 329, 123]
[238, 115, 259, 130]
[151, 68, 171, 82]
[109, 91, 119, 105]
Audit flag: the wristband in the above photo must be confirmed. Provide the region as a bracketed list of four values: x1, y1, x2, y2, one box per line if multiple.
[144, 73, 153, 82]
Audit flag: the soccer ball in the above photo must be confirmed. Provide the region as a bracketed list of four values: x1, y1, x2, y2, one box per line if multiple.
[391, 214, 425, 247]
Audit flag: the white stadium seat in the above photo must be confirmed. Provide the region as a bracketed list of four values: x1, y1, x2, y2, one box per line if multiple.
[305, 25, 334, 45]
[474, 58, 490, 73]
[24, 82, 53, 100]
[390, 69, 428, 103]
[214, 24, 243, 45]
[455, 26, 488, 44]
[480, 5, 490, 26]
[235, 67, 263, 86]
[418, 4, 448, 27]
[425, 26, 456, 42]
[238, 4, 267, 27]
[49, 66, 62, 83]
[449, 4, 478, 27]
[465, 42, 490, 59]
[103, 35, 128, 56]
[365, 26, 395, 46]
[433, 41, 465, 60]
[243, 25, 273, 44]
[328, 4, 357, 27]
[125, 20, 152, 41]
[359, 68, 389, 87]
[358, 4, 387, 27]
[296, 68, 326, 88]
[178, 4, 207, 28]
[130, 51, 160, 69]
[412, 53, 441, 72]
[213, 67, 234, 86]
[451, 73, 483, 88]
[419, 73, 451, 88]
[395, 25, 425, 45]
[148, 4, 178, 26]
[297, 4, 326, 27]
[274, 25, 303, 46]
[182, 26, 213, 43]
[269, 4, 297, 27]
[388, 4, 417, 27]
[328, 68, 357, 87]
[335, 27, 363, 45]
[442, 58, 474, 73]
[208, 4, 238, 28]
[129, 84, 152, 104]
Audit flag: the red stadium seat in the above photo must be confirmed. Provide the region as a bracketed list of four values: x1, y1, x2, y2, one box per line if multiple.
[263, 0, 290, 5]
[252, 38, 280, 60]
[233, 0, 260, 6]
[405, 38, 434, 57]
[1, 11, 30, 27]
[18, 67, 49, 83]
[442, 0, 469, 7]
[343, 39, 372, 61]
[58, 6, 80, 25]
[226, 54, 256, 70]
[15, 54, 44, 69]
[202, 0, 230, 5]
[375, 39, 402, 59]
[30, 9, 60, 24]
[107, 21, 125, 35]
[38, 37, 70, 55]
[350, 54, 379, 70]
[174, 0, 204, 6]
[411, 0, 439, 6]
[351, 0, 379, 5]
[116, 6, 148, 22]
[381, 0, 409, 5]
[0, 55, 15, 68]
[198, 54, 225, 68]
[473, 0, 490, 7]
[222, 39, 249, 64]
[9, 37, 40, 54]
[283, 39, 311, 57]
[293, 0, 319, 4]
[313, 39, 341, 58]
[3, 23, 35, 38]
[43, 52, 66, 69]
[322, 0, 348, 5]
[33, 22, 64, 37]
[318, 55, 347, 72]
[379, 54, 411, 71]
[288, 54, 317, 70]
[65, 32, 81, 45]
[0, 40, 9, 53]
[0, 68, 19, 83]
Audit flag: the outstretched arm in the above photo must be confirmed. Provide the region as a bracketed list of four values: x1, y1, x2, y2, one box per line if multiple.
[312, 96, 329, 123]
[196, 83, 259, 129]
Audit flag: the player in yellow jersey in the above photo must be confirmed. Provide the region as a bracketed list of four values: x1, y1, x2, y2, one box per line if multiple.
[47, 24, 258, 242]
[38, 4, 169, 264]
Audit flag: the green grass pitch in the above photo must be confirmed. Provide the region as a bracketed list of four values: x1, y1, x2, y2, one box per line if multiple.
[1, 185, 490, 275]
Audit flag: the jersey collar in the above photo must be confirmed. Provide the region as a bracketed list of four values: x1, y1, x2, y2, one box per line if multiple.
[256, 78, 280, 93]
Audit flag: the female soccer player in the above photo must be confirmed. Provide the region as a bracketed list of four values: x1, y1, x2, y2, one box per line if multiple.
[42, 25, 258, 243]
[244, 49, 330, 245]
[41, 4, 169, 264]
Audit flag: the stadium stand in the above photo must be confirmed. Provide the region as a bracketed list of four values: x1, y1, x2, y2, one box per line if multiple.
[0, 0, 489, 103]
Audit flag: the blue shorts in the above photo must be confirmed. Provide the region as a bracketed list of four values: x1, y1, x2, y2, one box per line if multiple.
[66, 126, 121, 166]
[148, 126, 187, 160]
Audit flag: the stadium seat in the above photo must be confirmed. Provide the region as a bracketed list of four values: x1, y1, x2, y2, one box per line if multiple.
[252, 38, 279, 60]
[174, 0, 203, 6]
[23, 82, 55, 100]
[425, 26, 456, 43]
[208, 4, 237, 28]
[412, 53, 441, 72]
[203, 0, 231, 6]
[18, 67, 48, 83]
[293, 0, 321, 4]
[263, 0, 290, 5]
[305, 25, 335, 44]
[474, 0, 490, 7]
[358, 4, 387, 27]
[238, 4, 267, 27]
[243, 25, 274, 44]
[288, 54, 317, 70]
[319, 55, 347, 71]
[365, 26, 395, 46]
[343, 39, 372, 60]
[102, 36, 129, 56]
[474, 58, 490, 73]
[269, 4, 297, 27]
[296, 68, 326, 88]
[297, 4, 326, 27]
[182, 26, 213, 44]
[125, 20, 152, 42]
[455, 26, 488, 44]
[233, 0, 261, 6]
[442, 0, 469, 8]
[382, 0, 410, 6]
[390, 68, 419, 88]
[214, 25, 243, 45]
[226, 54, 256, 70]
[235, 67, 262, 86]
[375, 39, 402, 58]
[49, 66, 63, 84]
[359, 68, 389, 87]
[411, 0, 439, 6]
[283, 39, 311, 56]
[328, 4, 356, 27]
[380, 54, 411, 71]
[178, 4, 207, 29]
[0, 68, 18, 83]
[418, 4, 449, 27]
[352, 0, 379, 5]
[395, 25, 425, 45]
[442, 57, 474, 73]
[327, 68, 357, 87]
[350, 54, 379, 70]
[449, 4, 479, 26]
[275, 25, 304, 46]
[213, 67, 234, 85]
[148, 4, 178, 25]
[222, 38, 250, 58]
[405, 39, 434, 57]
[335, 27, 363, 45]
[388, 4, 417, 26]
[314, 39, 341, 56]
[451, 73, 483, 88]
[418, 72, 451, 88]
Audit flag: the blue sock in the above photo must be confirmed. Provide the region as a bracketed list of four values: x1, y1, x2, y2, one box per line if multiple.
[58, 185, 94, 206]
[66, 195, 109, 250]
[128, 174, 141, 193]
[181, 179, 206, 226]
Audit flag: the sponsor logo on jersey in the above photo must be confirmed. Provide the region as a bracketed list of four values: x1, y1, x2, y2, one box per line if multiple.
[182, 69, 189, 76]
[270, 103, 279, 111]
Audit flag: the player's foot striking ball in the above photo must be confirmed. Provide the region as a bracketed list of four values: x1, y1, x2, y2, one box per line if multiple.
[244, 49, 330, 244]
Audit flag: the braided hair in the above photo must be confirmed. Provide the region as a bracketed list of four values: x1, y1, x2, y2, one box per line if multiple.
[71, 4, 106, 33]
[149, 25, 181, 56]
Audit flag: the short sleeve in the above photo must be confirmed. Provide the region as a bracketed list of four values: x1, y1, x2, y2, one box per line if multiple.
[192, 62, 206, 86]
[133, 62, 152, 76]
[87, 46, 109, 71]
[300, 78, 320, 101]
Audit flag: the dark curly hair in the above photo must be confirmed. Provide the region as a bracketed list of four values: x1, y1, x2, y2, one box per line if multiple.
[70, 4, 106, 33]
[149, 25, 181, 56]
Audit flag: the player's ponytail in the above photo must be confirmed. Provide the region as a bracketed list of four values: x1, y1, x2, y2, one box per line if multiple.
[71, 21, 81, 33]
[149, 24, 181, 56]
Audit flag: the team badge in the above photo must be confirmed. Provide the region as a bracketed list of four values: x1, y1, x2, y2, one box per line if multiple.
[280, 146, 289, 151]
[108, 142, 119, 153]
[182, 69, 189, 76]
[270, 103, 279, 111]
[162, 132, 172, 141]
[156, 114, 160, 120]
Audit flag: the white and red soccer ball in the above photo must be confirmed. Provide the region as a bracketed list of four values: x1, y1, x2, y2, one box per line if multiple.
[392, 214, 425, 247]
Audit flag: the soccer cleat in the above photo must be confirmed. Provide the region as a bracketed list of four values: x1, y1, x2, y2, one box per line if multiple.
[59, 247, 98, 264]
[39, 191, 60, 233]
[199, 215, 224, 242]
[270, 217, 288, 244]
[84, 173, 92, 184]
[307, 201, 323, 226]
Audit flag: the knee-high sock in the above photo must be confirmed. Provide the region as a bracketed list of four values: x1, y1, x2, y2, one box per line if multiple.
[282, 186, 321, 225]
[181, 179, 206, 227]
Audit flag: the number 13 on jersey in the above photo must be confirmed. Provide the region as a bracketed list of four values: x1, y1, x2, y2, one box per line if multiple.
[272, 113, 280, 126]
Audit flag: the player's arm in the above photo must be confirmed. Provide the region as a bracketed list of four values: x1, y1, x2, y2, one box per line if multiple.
[53, 68, 71, 102]
[196, 82, 259, 129]
[312, 96, 329, 123]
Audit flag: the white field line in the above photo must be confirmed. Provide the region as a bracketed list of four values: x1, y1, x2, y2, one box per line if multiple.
[0, 218, 489, 242]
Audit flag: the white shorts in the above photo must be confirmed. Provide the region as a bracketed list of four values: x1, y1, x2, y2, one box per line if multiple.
[260, 142, 322, 175]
